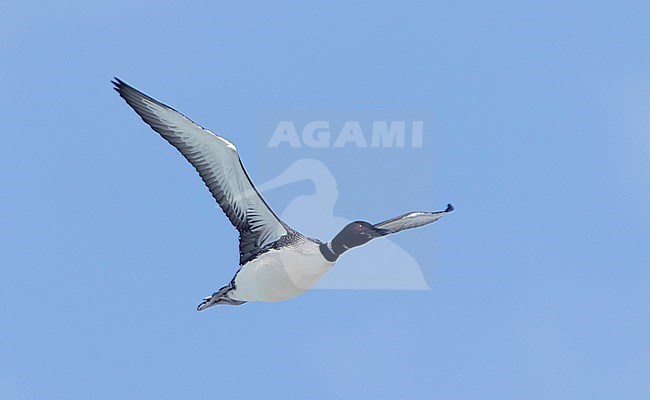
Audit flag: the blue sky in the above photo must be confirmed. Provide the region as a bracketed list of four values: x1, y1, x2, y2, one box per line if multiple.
[2, 1, 649, 399]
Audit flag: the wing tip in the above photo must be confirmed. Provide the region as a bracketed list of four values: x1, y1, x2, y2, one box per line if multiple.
[445, 203, 454, 213]
[111, 76, 123, 88]
[111, 78, 180, 115]
[112, 78, 129, 99]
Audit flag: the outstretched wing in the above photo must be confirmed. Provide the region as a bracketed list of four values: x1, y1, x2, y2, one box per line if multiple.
[113, 78, 288, 265]
[374, 204, 454, 234]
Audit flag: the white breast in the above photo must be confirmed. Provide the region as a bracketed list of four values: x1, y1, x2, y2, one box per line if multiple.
[229, 243, 335, 302]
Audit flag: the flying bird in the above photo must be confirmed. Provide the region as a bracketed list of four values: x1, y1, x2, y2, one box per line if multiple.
[112, 79, 454, 311]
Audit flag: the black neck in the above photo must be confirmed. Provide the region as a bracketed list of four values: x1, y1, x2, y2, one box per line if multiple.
[319, 242, 339, 262]
[319, 227, 356, 262]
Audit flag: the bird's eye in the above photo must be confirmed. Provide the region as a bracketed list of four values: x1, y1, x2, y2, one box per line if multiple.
[355, 224, 363, 231]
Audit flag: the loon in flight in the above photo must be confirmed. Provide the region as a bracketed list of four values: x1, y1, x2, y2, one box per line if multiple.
[112, 79, 454, 311]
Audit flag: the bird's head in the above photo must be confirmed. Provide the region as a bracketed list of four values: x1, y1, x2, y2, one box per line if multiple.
[329, 221, 390, 255]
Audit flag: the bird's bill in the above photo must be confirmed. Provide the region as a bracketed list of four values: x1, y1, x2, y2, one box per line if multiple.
[372, 227, 394, 236]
